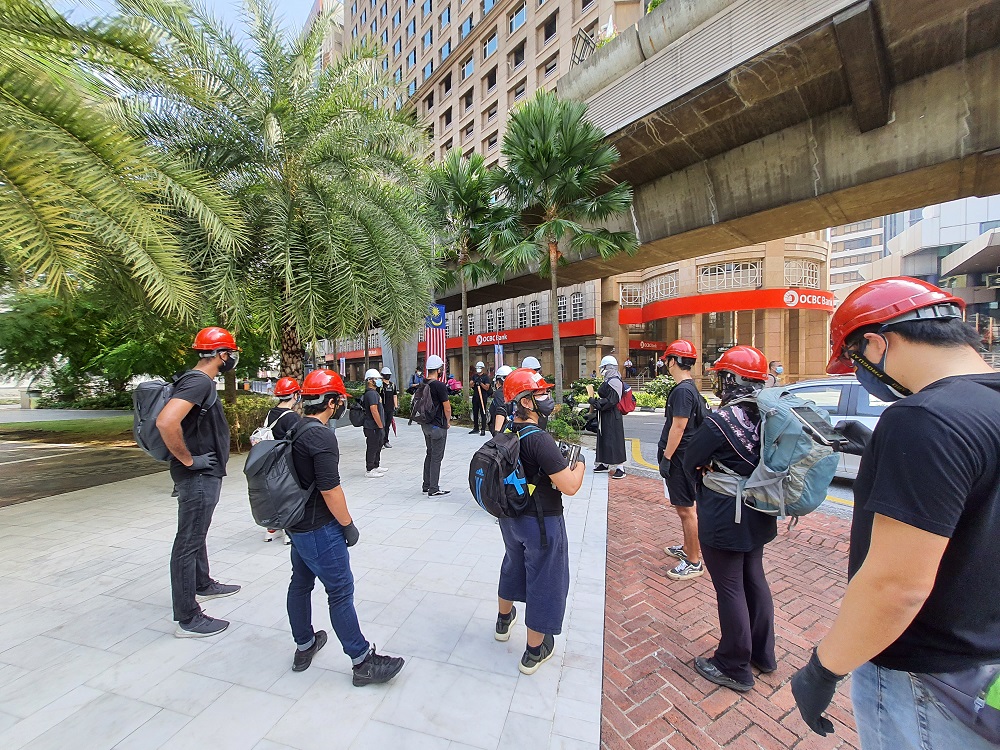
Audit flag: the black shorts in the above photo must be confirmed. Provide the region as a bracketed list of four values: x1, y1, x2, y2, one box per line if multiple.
[667, 455, 696, 507]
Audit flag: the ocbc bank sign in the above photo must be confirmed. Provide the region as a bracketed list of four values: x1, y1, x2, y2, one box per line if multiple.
[475, 333, 509, 346]
[783, 289, 836, 309]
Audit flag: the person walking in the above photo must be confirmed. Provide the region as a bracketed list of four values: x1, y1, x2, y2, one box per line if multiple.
[763, 360, 783, 387]
[156, 327, 242, 638]
[361, 369, 385, 478]
[406, 366, 423, 394]
[284, 369, 406, 684]
[263, 376, 301, 544]
[421, 355, 452, 497]
[658, 340, 708, 581]
[684, 345, 776, 693]
[470, 361, 492, 436]
[495, 369, 586, 675]
[489, 365, 513, 435]
[791, 277, 1000, 748]
[379, 367, 398, 448]
[590, 355, 627, 479]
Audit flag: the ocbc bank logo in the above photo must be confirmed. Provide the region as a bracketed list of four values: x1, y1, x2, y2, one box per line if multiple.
[784, 290, 834, 309]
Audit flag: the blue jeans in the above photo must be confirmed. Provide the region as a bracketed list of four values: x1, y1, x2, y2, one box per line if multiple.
[852, 661, 996, 750]
[170, 473, 222, 621]
[286, 521, 369, 661]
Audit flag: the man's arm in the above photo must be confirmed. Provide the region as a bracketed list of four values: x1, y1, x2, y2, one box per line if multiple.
[156, 398, 197, 465]
[368, 399, 384, 429]
[320, 485, 352, 526]
[816, 513, 948, 675]
[663, 417, 688, 459]
[442, 396, 452, 427]
[549, 462, 585, 496]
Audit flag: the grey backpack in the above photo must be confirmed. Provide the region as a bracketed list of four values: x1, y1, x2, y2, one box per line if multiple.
[244, 420, 325, 530]
[132, 372, 217, 461]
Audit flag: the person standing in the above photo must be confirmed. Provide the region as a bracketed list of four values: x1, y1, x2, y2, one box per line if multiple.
[791, 278, 1000, 749]
[470, 361, 492, 436]
[361, 369, 385, 478]
[156, 327, 242, 638]
[763, 360, 784, 387]
[623, 357, 634, 378]
[263, 376, 301, 544]
[684, 345, 777, 692]
[379, 367, 398, 449]
[406, 366, 423, 394]
[284, 369, 406, 684]
[520, 356, 542, 374]
[421, 355, 452, 497]
[658, 340, 707, 581]
[590, 355, 627, 479]
[495, 369, 586, 675]
[489, 365, 513, 435]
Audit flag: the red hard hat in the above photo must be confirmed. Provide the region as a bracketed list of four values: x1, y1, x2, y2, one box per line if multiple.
[274, 377, 301, 397]
[710, 346, 769, 380]
[191, 326, 240, 352]
[503, 368, 551, 403]
[664, 339, 697, 359]
[827, 277, 964, 374]
[301, 369, 347, 397]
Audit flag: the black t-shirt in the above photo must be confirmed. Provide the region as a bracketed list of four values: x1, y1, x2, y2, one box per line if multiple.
[658, 379, 704, 457]
[684, 406, 776, 552]
[472, 374, 493, 402]
[168, 371, 229, 481]
[362, 388, 384, 431]
[265, 407, 300, 440]
[381, 380, 398, 413]
[514, 421, 569, 515]
[287, 419, 341, 533]
[849, 373, 1000, 672]
[425, 379, 451, 428]
[489, 390, 509, 421]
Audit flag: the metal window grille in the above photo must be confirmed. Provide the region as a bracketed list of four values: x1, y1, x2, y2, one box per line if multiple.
[619, 284, 641, 306]
[642, 272, 678, 304]
[571, 291, 584, 320]
[467, 312, 476, 335]
[698, 261, 762, 293]
[486, 309, 494, 332]
[784, 260, 821, 289]
[517, 303, 527, 329]
[557, 295, 567, 322]
[496, 307, 505, 330]
[529, 300, 540, 327]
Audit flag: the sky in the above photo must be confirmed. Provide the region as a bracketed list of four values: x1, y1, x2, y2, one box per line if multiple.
[58, 0, 318, 40]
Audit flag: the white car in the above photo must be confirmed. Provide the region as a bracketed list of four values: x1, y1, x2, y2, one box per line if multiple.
[780, 376, 890, 480]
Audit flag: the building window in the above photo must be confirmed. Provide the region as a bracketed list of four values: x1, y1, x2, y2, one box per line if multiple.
[483, 0, 496, 14]
[407, 49, 417, 69]
[422, 0, 433, 18]
[486, 309, 494, 332]
[510, 40, 525, 68]
[838, 235, 875, 252]
[542, 54, 558, 78]
[698, 261, 762, 293]
[408, 79, 417, 96]
[407, 0, 414, 7]
[351, 1, 357, 15]
[425, 91, 435, 111]
[557, 295, 567, 322]
[381, 29, 388, 44]
[517, 303, 527, 329]
[463, 122, 474, 142]
[394, 66, 402, 82]
[511, 79, 526, 102]
[496, 307, 506, 330]
[485, 101, 498, 123]
[571, 291, 584, 320]
[442, 72, 452, 92]
[440, 40, 451, 60]
[460, 14, 473, 39]
[406, 18, 416, 38]
[360, 9, 367, 24]
[381, 3, 387, 17]
[371, 19, 377, 35]
[641, 273, 678, 304]
[541, 12, 557, 43]
[483, 31, 497, 58]
[423, 28, 433, 50]
[352, 27, 358, 38]
[393, 38, 402, 56]
[382, 57, 389, 71]
[462, 88, 474, 111]
[981, 219, 1000, 234]
[529, 300, 540, 327]
[423, 61, 433, 80]
[461, 54, 474, 80]
[440, 5, 451, 27]
[393, 9, 401, 27]
[484, 66, 497, 92]
[831, 270, 864, 285]
[467, 312, 476, 335]
[509, 3, 525, 33]
[486, 131, 498, 150]
[784, 260, 821, 289]
[443, 106, 453, 126]
[442, 138, 453, 155]
[581, 0, 594, 9]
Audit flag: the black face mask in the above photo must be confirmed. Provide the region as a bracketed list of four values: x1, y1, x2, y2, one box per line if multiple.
[532, 395, 556, 429]
[331, 400, 346, 421]
[218, 351, 239, 373]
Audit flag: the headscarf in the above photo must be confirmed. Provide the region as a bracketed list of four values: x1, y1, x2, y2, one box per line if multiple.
[601, 363, 623, 399]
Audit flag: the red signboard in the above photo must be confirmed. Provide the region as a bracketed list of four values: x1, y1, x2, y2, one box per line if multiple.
[619, 289, 836, 325]
[417, 318, 596, 352]
[331, 348, 381, 360]
[629, 339, 669, 351]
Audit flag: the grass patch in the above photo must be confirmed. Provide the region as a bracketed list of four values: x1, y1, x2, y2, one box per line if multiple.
[0, 415, 135, 445]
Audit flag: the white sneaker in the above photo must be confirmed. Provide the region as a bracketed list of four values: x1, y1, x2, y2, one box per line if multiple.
[263, 529, 282, 542]
[365, 469, 384, 478]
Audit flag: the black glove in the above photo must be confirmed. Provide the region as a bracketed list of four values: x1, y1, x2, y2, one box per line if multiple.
[187, 452, 217, 471]
[341, 522, 360, 547]
[833, 420, 873, 457]
[656, 447, 664, 465]
[791, 648, 844, 736]
[658, 455, 671, 480]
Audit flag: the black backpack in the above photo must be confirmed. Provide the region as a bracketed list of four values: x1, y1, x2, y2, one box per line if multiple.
[409, 382, 439, 425]
[468, 426, 550, 546]
[244, 420, 325, 530]
[348, 403, 365, 427]
[132, 371, 217, 461]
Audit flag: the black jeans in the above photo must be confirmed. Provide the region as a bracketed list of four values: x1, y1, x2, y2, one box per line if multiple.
[700, 544, 776, 685]
[472, 394, 487, 431]
[383, 409, 394, 444]
[170, 473, 223, 622]
[363, 427, 383, 471]
[420, 424, 448, 492]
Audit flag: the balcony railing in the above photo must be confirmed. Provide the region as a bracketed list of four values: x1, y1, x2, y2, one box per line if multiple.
[698, 261, 762, 293]
[620, 272, 679, 307]
[784, 260, 821, 289]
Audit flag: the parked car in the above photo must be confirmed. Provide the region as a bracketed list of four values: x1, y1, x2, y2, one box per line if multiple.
[779, 376, 891, 480]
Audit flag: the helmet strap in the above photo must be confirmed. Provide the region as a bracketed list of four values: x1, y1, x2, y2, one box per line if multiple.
[850, 335, 912, 398]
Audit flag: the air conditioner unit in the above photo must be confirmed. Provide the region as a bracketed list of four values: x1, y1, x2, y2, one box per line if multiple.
[986, 273, 1000, 289]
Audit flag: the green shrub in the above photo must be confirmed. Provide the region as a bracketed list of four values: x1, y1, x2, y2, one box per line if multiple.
[397, 392, 413, 417]
[642, 375, 677, 400]
[634, 391, 666, 409]
[223, 394, 274, 453]
[646, 0, 664, 13]
[449, 394, 471, 422]
[568, 377, 602, 398]
[37, 391, 133, 410]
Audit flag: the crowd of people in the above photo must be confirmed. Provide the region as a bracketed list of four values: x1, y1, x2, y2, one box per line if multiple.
[155, 274, 999, 749]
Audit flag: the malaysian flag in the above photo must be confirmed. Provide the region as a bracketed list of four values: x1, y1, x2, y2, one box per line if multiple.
[425, 303, 447, 371]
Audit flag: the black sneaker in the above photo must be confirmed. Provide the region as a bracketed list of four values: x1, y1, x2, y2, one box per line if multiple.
[468, 429, 479, 434]
[611, 468, 626, 479]
[195, 581, 241, 601]
[694, 656, 753, 692]
[480, 431, 486, 436]
[352, 645, 405, 686]
[593, 464, 609, 473]
[174, 612, 229, 638]
[384, 442, 392, 449]
[495, 606, 517, 642]
[519, 633, 555, 675]
[292, 630, 328, 672]
[664, 545, 688, 560]
[428, 489, 450, 497]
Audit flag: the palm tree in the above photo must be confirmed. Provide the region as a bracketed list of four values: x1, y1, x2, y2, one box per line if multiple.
[497, 89, 638, 401]
[427, 150, 512, 397]
[0, 0, 242, 317]
[122, 0, 436, 378]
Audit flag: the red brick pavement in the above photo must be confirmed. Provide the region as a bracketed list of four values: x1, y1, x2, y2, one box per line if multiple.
[602, 475, 859, 750]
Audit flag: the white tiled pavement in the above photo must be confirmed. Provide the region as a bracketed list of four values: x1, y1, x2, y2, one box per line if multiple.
[0, 422, 608, 749]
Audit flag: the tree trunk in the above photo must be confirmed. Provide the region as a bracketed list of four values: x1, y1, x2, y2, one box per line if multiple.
[280, 321, 304, 380]
[549, 241, 563, 403]
[364, 325, 370, 372]
[460, 275, 470, 399]
[223, 370, 237, 405]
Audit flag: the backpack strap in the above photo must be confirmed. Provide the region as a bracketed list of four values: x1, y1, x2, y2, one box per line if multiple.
[514, 425, 549, 549]
[264, 409, 296, 430]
